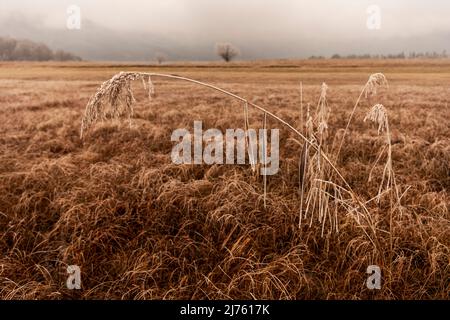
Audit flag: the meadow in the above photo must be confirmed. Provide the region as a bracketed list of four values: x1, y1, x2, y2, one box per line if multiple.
[0, 59, 448, 299]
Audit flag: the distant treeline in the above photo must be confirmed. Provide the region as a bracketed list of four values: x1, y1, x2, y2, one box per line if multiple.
[309, 51, 449, 60]
[0, 37, 81, 61]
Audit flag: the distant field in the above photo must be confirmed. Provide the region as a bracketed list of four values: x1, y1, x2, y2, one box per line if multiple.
[2, 58, 450, 81]
[0, 59, 448, 299]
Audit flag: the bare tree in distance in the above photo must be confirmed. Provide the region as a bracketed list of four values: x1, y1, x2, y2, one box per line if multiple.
[215, 43, 240, 62]
[155, 52, 168, 65]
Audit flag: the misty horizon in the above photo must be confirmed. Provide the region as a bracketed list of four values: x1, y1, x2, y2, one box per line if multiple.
[1, 0, 449, 61]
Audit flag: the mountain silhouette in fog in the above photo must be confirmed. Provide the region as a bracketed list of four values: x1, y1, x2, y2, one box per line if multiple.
[1, 13, 449, 61]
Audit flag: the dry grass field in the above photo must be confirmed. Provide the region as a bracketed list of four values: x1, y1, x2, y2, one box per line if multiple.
[0, 59, 449, 299]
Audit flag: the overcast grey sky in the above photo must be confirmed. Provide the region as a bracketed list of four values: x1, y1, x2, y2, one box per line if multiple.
[1, 0, 449, 60]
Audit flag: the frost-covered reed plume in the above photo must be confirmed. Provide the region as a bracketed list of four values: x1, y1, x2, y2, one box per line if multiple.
[80, 72, 154, 138]
[364, 103, 388, 135]
[316, 82, 329, 137]
[335, 73, 388, 159]
[364, 103, 400, 205]
[365, 73, 389, 98]
[299, 83, 340, 235]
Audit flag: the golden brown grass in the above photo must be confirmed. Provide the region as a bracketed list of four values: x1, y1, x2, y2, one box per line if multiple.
[0, 59, 449, 299]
